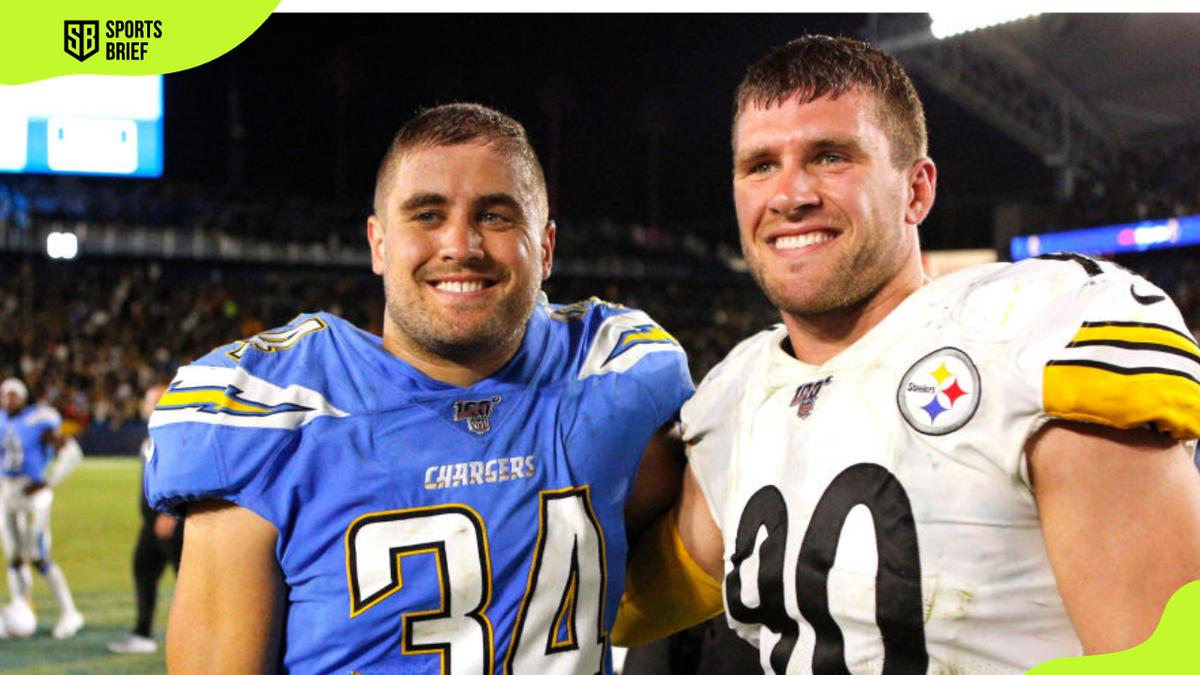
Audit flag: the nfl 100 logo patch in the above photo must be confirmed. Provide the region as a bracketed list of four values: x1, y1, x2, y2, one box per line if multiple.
[790, 376, 833, 419]
[453, 396, 502, 435]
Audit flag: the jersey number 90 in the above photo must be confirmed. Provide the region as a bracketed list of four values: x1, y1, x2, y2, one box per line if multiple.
[727, 463, 928, 675]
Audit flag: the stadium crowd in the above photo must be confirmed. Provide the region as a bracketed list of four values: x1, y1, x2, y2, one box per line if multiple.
[3, 132, 1200, 443]
[0, 255, 775, 442]
[1065, 141, 1200, 228]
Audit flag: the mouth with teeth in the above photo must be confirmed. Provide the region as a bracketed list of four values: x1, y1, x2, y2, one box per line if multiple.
[769, 230, 839, 251]
[429, 279, 498, 294]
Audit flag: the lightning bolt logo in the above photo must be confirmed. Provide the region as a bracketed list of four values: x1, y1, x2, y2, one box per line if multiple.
[601, 324, 678, 366]
[157, 384, 314, 417]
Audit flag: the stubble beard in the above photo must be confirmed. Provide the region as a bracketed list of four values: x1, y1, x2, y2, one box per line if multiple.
[384, 271, 541, 364]
[746, 228, 902, 321]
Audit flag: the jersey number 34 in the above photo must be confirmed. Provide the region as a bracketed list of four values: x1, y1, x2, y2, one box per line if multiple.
[345, 486, 607, 675]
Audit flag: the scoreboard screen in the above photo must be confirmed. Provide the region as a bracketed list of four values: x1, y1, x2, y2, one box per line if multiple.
[0, 75, 162, 178]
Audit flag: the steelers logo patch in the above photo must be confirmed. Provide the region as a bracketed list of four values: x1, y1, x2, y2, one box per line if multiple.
[896, 347, 981, 435]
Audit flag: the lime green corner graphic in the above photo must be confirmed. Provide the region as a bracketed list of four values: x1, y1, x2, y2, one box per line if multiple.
[1030, 580, 1200, 674]
[1, 1, 280, 84]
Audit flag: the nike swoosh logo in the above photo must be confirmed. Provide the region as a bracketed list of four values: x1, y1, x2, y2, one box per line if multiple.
[1130, 284, 1166, 305]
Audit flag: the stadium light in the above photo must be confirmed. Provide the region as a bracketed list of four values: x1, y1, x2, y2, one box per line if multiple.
[46, 231, 78, 260]
[929, 11, 1040, 40]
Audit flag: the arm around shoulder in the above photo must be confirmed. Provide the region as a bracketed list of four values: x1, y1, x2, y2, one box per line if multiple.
[612, 465, 725, 647]
[1029, 420, 1200, 654]
[168, 500, 286, 675]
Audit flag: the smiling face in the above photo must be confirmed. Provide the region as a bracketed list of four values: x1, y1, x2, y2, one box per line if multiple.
[367, 140, 554, 376]
[733, 89, 934, 323]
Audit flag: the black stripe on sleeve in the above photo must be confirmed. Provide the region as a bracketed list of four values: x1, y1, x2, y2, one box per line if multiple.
[1037, 252, 1104, 276]
[1045, 359, 1200, 386]
[1079, 321, 1199, 346]
[1064, 339, 1200, 367]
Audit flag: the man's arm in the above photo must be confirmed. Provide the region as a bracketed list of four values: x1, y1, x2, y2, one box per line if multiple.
[612, 464, 725, 646]
[1029, 420, 1200, 654]
[624, 424, 686, 543]
[26, 428, 82, 495]
[676, 466, 725, 580]
[168, 500, 285, 674]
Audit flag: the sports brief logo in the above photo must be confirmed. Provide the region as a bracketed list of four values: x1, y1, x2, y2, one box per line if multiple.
[790, 376, 832, 419]
[897, 347, 980, 435]
[64, 21, 100, 62]
[453, 396, 502, 435]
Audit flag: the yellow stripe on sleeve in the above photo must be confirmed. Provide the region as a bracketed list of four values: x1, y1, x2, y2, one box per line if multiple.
[1044, 364, 1200, 440]
[1071, 324, 1200, 358]
[158, 388, 275, 415]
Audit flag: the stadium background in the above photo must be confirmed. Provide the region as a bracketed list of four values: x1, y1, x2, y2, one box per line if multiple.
[1, 12, 1199, 673]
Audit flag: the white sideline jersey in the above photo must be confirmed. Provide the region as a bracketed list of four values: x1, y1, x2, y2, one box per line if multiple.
[683, 256, 1200, 675]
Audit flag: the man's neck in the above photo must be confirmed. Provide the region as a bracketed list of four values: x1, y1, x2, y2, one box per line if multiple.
[382, 330, 523, 388]
[781, 262, 926, 366]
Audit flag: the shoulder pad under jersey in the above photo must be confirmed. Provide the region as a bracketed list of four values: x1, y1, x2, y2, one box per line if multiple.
[958, 256, 1199, 439]
[145, 312, 352, 515]
[550, 298, 694, 425]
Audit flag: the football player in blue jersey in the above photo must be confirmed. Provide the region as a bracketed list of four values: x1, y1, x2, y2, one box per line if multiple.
[0, 377, 85, 639]
[147, 103, 694, 674]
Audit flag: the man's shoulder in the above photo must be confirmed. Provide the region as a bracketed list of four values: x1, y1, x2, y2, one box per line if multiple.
[944, 257, 1198, 439]
[543, 297, 687, 382]
[22, 405, 62, 429]
[698, 325, 784, 390]
[152, 311, 359, 433]
[193, 311, 358, 371]
[937, 257, 1182, 341]
[681, 325, 782, 437]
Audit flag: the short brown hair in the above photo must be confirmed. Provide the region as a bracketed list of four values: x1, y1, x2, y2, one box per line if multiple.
[734, 35, 927, 166]
[373, 102, 548, 219]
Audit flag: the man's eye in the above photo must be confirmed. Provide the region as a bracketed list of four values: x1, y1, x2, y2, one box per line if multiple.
[414, 211, 439, 223]
[480, 212, 512, 224]
[817, 153, 847, 165]
[748, 162, 775, 175]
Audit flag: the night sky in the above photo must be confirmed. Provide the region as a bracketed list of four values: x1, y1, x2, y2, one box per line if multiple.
[164, 14, 1054, 249]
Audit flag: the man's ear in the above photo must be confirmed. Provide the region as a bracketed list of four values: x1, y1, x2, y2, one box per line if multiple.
[367, 215, 386, 276]
[541, 219, 557, 280]
[905, 157, 937, 227]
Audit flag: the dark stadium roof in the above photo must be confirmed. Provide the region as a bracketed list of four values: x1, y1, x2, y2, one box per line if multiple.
[879, 12, 1200, 169]
[992, 13, 1200, 145]
[153, 13, 1196, 250]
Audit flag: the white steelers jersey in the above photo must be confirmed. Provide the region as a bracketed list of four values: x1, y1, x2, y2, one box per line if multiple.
[683, 255, 1200, 675]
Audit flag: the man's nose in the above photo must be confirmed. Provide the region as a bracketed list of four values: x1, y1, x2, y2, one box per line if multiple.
[768, 163, 820, 218]
[440, 214, 485, 262]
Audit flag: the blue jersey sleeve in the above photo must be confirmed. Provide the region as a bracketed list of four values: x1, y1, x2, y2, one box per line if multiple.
[145, 314, 351, 516]
[573, 302, 694, 431]
[27, 406, 63, 438]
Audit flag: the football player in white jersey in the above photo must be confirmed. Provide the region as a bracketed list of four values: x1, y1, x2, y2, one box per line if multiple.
[614, 36, 1200, 673]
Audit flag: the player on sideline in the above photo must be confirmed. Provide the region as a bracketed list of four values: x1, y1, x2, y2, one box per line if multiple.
[146, 103, 693, 674]
[614, 36, 1200, 673]
[0, 377, 85, 639]
[108, 384, 181, 654]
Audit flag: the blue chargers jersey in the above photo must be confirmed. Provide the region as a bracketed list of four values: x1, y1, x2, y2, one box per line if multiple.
[1, 405, 62, 480]
[146, 299, 693, 674]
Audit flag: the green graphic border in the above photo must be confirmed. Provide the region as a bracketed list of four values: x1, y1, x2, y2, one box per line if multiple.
[1030, 580, 1200, 674]
[1, 1, 279, 84]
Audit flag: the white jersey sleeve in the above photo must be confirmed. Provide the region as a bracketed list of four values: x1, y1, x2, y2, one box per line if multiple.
[680, 326, 783, 529]
[954, 255, 1200, 441]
